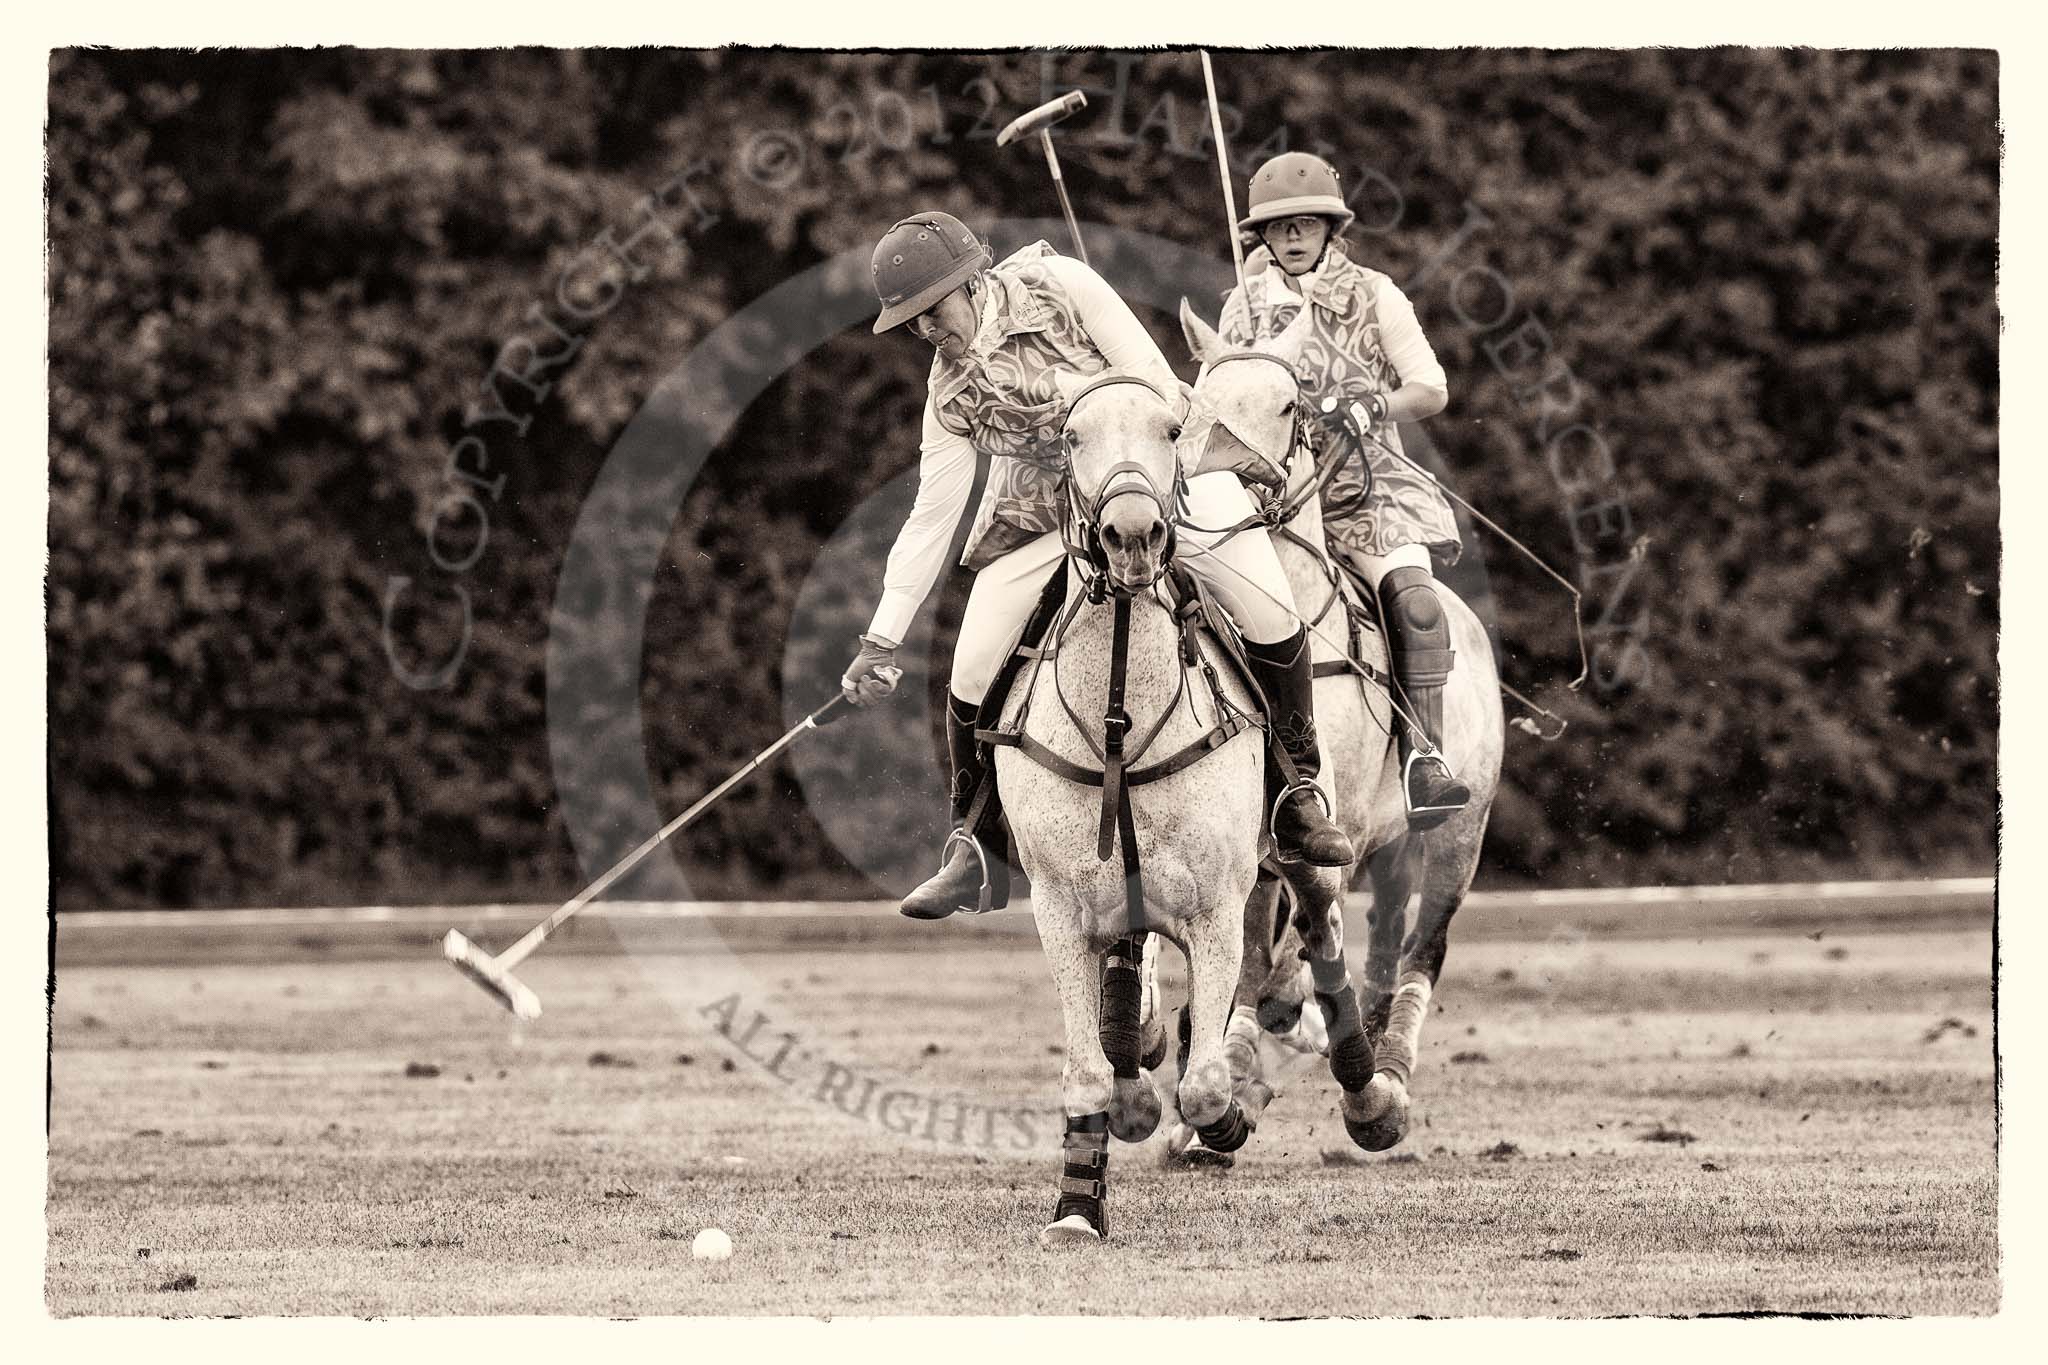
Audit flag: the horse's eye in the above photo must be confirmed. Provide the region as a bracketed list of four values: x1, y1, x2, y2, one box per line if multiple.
[1281, 401, 1296, 417]
[1168, 425, 1183, 442]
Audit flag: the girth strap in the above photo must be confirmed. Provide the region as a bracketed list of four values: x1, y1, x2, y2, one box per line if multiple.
[979, 722, 1253, 790]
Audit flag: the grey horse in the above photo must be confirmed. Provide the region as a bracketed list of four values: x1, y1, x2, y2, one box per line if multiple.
[993, 369, 1266, 1245]
[1153, 302, 1506, 1158]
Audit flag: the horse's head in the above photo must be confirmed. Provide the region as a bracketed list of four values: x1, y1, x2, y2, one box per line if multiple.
[1177, 300, 1314, 499]
[1053, 368, 1186, 595]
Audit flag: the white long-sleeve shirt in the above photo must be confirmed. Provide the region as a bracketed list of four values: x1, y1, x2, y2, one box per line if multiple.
[867, 255, 1176, 645]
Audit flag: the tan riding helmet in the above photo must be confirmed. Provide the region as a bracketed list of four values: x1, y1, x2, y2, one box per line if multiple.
[1237, 152, 1355, 234]
[871, 211, 994, 334]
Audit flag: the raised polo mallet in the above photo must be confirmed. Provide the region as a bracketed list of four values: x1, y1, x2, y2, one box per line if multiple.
[997, 90, 1091, 264]
[442, 675, 895, 1020]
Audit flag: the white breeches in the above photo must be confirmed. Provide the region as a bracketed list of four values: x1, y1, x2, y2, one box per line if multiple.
[951, 473, 1301, 705]
[1335, 541, 1432, 590]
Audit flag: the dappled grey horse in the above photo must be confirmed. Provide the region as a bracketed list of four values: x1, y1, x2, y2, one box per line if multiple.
[989, 369, 1266, 1245]
[1153, 303, 1505, 1157]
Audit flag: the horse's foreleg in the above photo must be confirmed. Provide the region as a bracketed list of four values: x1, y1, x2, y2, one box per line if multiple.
[1098, 933, 1162, 1143]
[1336, 840, 1416, 1151]
[1284, 864, 1379, 1107]
[1166, 872, 1278, 1166]
[1360, 837, 1416, 1044]
[1382, 811, 1487, 1085]
[1137, 930, 1167, 1072]
[1035, 899, 1115, 1246]
[1176, 900, 1251, 1153]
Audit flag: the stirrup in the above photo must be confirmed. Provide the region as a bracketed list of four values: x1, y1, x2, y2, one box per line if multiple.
[1400, 748, 1467, 826]
[1268, 778, 1337, 865]
[938, 827, 998, 916]
[1269, 777, 1335, 835]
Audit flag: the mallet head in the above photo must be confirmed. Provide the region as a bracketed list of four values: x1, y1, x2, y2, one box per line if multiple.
[443, 929, 543, 1021]
[996, 90, 1087, 147]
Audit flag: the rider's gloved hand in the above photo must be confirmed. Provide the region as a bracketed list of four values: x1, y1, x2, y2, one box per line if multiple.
[1316, 391, 1389, 443]
[840, 634, 901, 707]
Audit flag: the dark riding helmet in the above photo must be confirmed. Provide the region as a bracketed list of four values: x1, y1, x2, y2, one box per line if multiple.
[871, 212, 994, 334]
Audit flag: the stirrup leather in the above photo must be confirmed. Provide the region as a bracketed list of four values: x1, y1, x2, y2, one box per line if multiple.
[939, 827, 998, 916]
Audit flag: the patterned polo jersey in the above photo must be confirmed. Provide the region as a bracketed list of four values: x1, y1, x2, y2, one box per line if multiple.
[1221, 245, 1461, 562]
[927, 242, 1109, 569]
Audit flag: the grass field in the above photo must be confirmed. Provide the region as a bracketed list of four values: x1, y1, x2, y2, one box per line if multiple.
[47, 901, 1998, 1317]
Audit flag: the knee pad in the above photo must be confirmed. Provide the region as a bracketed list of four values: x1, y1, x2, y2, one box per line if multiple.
[1378, 566, 1454, 688]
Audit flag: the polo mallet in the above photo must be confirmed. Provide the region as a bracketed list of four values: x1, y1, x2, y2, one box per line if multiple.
[1198, 52, 1249, 303]
[442, 671, 898, 1020]
[997, 90, 1090, 264]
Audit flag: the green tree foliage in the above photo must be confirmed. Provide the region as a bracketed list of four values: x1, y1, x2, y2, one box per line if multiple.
[46, 48, 1997, 908]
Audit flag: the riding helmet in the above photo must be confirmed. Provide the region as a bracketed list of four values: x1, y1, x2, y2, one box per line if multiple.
[871, 212, 994, 334]
[1238, 152, 1355, 234]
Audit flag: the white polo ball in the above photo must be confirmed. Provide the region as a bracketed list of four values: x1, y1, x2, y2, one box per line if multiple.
[691, 1227, 733, 1261]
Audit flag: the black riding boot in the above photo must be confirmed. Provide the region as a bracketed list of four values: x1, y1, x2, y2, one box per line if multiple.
[900, 694, 1011, 920]
[1244, 629, 1357, 867]
[1379, 566, 1471, 831]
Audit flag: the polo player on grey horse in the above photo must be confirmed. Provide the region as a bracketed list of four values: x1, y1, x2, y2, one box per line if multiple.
[1218, 152, 1472, 829]
[841, 211, 1356, 916]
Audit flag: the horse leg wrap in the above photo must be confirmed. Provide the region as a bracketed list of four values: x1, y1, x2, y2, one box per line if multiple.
[1309, 955, 1376, 1093]
[1099, 940, 1145, 1080]
[1054, 1112, 1111, 1237]
[1222, 1004, 1261, 1083]
[1195, 1101, 1252, 1154]
[1377, 972, 1433, 1087]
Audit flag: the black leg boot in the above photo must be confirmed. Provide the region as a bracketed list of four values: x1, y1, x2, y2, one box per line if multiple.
[1244, 629, 1357, 868]
[1378, 566, 1471, 831]
[900, 694, 1012, 920]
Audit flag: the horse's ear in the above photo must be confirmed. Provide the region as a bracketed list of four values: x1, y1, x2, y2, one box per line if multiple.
[1267, 306, 1312, 364]
[1049, 367, 1090, 405]
[1179, 298, 1224, 364]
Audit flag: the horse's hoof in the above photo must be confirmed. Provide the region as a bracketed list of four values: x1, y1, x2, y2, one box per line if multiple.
[1039, 1214, 1104, 1248]
[1109, 1075, 1162, 1143]
[1342, 1074, 1411, 1152]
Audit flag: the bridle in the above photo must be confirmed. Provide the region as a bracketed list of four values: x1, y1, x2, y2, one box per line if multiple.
[1057, 372, 1189, 598]
[1179, 350, 1354, 539]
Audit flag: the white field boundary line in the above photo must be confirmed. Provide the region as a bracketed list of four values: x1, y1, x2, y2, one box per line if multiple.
[53, 877, 1995, 931]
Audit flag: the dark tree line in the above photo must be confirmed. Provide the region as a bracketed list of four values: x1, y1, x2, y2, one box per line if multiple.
[46, 47, 1998, 908]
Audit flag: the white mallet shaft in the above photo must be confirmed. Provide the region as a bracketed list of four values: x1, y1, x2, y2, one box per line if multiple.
[1199, 52, 1248, 304]
[495, 692, 858, 971]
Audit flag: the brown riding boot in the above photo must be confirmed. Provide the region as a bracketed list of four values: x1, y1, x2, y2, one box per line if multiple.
[1244, 629, 1357, 867]
[1379, 566, 1471, 831]
[901, 694, 1011, 920]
